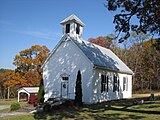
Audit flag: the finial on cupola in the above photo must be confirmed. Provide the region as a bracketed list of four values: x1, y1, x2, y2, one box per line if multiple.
[60, 14, 85, 39]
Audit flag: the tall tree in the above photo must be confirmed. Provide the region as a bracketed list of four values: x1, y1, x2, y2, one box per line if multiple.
[0, 69, 11, 98]
[141, 39, 160, 90]
[37, 78, 45, 103]
[105, 0, 160, 42]
[126, 38, 160, 92]
[4, 45, 50, 88]
[13, 45, 50, 75]
[75, 70, 83, 106]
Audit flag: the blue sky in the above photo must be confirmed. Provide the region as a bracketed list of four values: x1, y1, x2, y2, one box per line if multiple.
[0, 0, 116, 70]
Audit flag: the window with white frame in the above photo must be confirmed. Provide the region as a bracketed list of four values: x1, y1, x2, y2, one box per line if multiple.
[101, 74, 109, 93]
[60, 73, 69, 81]
[123, 76, 128, 91]
[113, 75, 119, 92]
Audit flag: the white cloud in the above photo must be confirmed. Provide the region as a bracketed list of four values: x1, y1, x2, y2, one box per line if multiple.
[14, 30, 61, 40]
[0, 20, 61, 40]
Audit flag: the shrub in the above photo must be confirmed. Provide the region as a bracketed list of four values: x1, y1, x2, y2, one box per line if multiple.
[10, 102, 21, 111]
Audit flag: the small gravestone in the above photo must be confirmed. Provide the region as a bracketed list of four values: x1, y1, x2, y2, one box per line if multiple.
[149, 93, 155, 101]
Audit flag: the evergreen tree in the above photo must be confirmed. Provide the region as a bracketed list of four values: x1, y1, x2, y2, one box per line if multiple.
[75, 70, 83, 106]
[38, 78, 45, 103]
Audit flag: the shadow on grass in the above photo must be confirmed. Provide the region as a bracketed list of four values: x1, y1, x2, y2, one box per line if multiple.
[88, 113, 145, 120]
[34, 107, 145, 120]
[33, 97, 160, 120]
[34, 107, 81, 120]
[111, 106, 160, 115]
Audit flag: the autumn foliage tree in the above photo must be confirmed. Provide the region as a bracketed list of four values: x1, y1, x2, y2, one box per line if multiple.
[0, 69, 11, 98]
[89, 34, 160, 92]
[88, 36, 113, 49]
[140, 39, 160, 90]
[4, 45, 50, 88]
[122, 38, 160, 92]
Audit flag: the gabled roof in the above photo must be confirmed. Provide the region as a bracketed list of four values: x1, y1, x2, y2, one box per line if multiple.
[42, 34, 133, 75]
[60, 14, 85, 26]
[18, 87, 39, 93]
[72, 37, 133, 74]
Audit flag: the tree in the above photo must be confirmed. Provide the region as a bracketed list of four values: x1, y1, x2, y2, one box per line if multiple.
[105, 0, 160, 43]
[37, 78, 45, 103]
[141, 38, 160, 90]
[13, 45, 50, 75]
[88, 36, 113, 49]
[3, 71, 24, 88]
[3, 45, 50, 89]
[75, 70, 83, 106]
[0, 69, 11, 98]
[125, 38, 160, 92]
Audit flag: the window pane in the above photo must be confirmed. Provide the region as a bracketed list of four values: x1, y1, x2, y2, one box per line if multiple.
[101, 75, 106, 93]
[66, 24, 70, 33]
[123, 77, 126, 91]
[113, 75, 119, 92]
[101, 75, 104, 93]
[76, 24, 80, 34]
[126, 77, 128, 91]
[62, 77, 69, 81]
[113, 75, 116, 92]
[106, 76, 109, 92]
[118, 78, 119, 92]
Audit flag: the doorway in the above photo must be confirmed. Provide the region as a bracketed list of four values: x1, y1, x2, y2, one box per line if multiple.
[61, 81, 69, 98]
[60, 73, 70, 98]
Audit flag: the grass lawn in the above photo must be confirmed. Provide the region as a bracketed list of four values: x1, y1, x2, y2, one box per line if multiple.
[0, 99, 29, 113]
[0, 99, 27, 106]
[1, 93, 160, 120]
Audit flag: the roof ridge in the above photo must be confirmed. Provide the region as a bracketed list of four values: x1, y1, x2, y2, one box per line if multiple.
[60, 14, 85, 26]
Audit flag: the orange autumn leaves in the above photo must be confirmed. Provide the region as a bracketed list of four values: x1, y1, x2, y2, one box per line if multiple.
[88, 36, 113, 49]
[3, 45, 50, 88]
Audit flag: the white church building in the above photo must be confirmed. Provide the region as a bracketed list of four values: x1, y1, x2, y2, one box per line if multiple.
[42, 14, 133, 103]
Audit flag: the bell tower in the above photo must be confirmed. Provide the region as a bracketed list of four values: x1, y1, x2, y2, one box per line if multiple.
[60, 14, 85, 39]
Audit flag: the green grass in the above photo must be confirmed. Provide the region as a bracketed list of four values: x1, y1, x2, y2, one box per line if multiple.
[32, 93, 160, 120]
[1, 93, 160, 120]
[0, 99, 18, 105]
[0, 99, 28, 113]
[0, 99, 27, 106]
[0, 108, 10, 113]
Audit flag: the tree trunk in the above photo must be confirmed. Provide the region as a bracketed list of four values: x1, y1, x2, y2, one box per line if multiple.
[141, 79, 143, 92]
[7, 87, 10, 100]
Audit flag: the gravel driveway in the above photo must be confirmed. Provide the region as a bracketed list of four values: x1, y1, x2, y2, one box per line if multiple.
[0, 112, 28, 117]
[0, 105, 10, 110]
